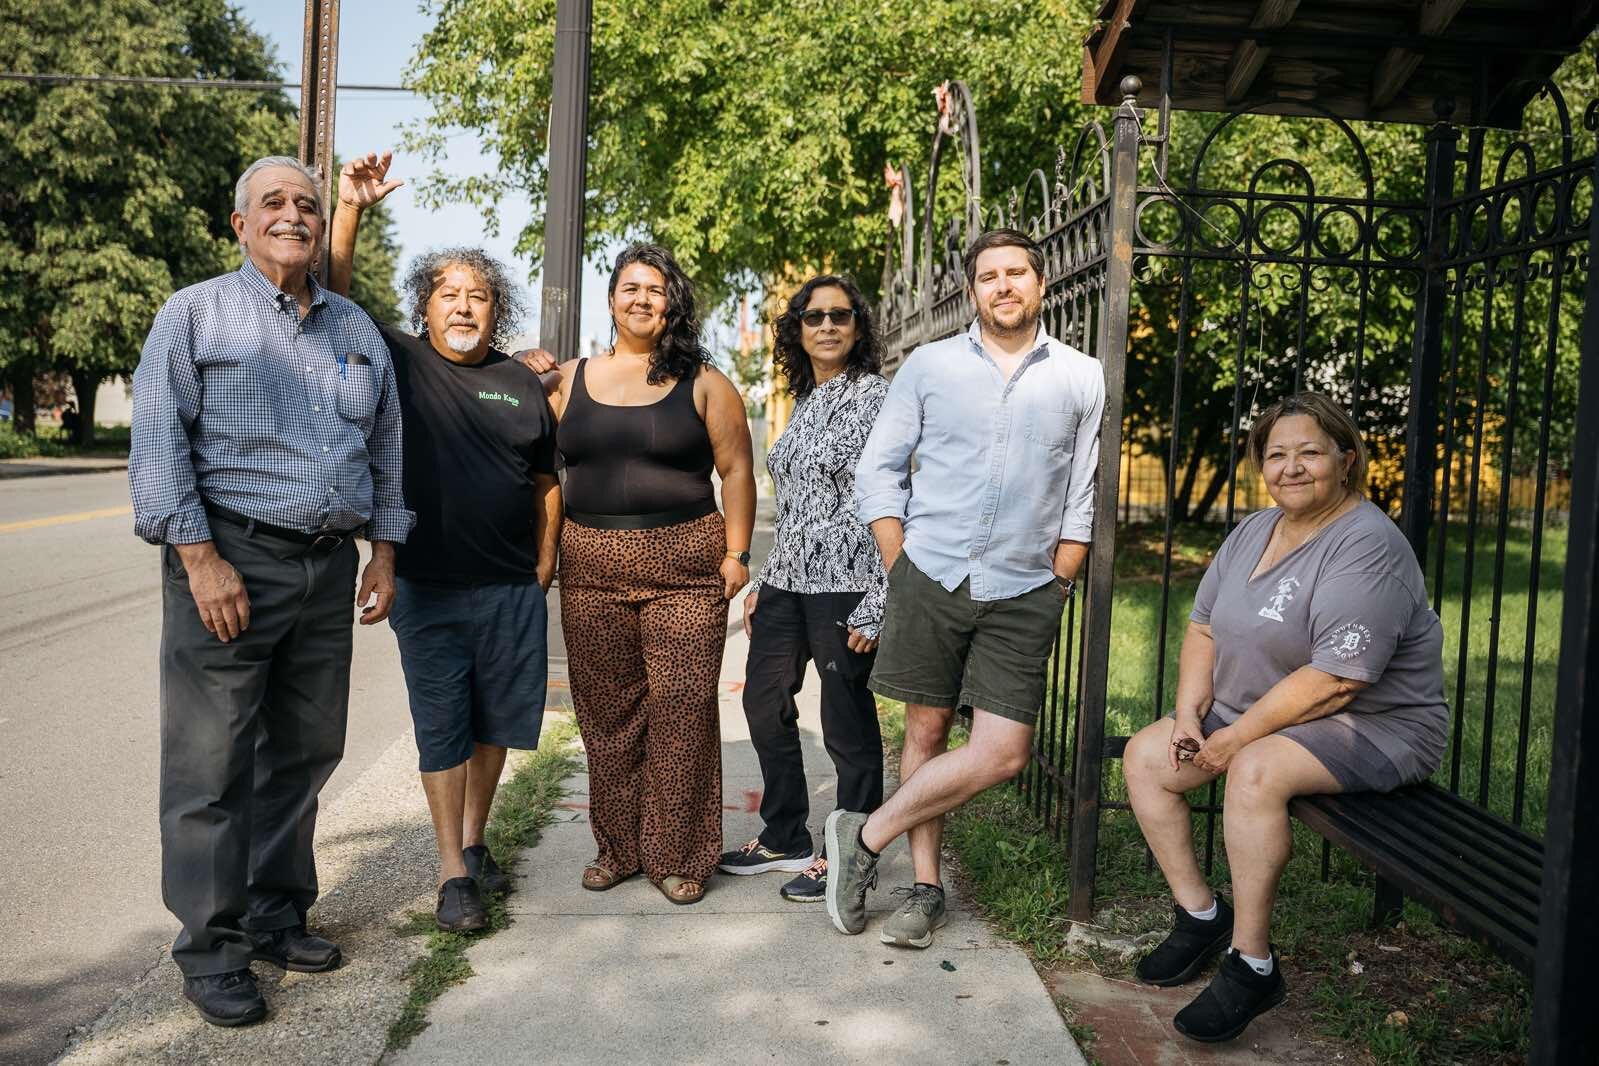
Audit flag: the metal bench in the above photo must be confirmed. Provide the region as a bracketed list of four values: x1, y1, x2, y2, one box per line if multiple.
[1289, 783, 1542, 976]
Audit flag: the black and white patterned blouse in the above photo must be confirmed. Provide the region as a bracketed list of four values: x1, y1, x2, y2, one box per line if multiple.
[752, 371, 890, 636]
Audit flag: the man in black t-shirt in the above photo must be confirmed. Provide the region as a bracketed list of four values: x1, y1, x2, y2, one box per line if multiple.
[330, 152, 561, 933]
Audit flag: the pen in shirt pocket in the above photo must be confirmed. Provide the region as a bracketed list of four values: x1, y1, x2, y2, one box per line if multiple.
[335, 352, 347, 380]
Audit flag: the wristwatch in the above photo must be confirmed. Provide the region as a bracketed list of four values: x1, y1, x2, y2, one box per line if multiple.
[725, 550, 751, 565]
[1055, 576, 1076, 598]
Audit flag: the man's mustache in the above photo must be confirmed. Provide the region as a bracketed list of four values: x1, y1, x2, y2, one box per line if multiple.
[268, 223, 313, 239]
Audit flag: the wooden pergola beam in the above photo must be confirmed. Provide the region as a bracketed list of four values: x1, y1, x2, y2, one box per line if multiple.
[1372, 0, 1468, 110]
[1082, 0, 1152, 105]
[1224, 0, 1301, 105]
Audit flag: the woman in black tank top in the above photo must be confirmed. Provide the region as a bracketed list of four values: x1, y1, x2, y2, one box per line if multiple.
[551, 244, 756, 905]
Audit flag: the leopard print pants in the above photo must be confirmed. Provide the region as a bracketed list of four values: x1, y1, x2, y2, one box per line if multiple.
[559, 512, 728, 885]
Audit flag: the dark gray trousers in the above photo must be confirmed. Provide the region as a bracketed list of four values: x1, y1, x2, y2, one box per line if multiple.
[159, 518, 357, 977]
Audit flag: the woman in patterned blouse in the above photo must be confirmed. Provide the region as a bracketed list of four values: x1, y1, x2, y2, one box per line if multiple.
[717, 275, 891, 902]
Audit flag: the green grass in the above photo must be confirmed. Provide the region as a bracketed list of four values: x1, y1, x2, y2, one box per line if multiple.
[0, 422, 131, 459]
[385, 720, 582, 1052]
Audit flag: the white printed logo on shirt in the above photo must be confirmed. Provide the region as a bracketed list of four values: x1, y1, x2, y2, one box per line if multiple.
[1258, 576, 1301, 622]
[1327, 621, 1374, 661]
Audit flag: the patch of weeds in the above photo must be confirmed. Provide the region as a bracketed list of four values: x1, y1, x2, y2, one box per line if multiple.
[385, 720, 582, 1052]
[1066, 1022, 1102, 1066]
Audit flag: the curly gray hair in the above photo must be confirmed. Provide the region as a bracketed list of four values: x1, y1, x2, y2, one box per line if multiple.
[234, 156, 323, 218]
[401, 248, 526, 349]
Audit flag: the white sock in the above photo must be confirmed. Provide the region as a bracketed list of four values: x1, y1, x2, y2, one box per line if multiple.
[1236, 948, 1274, 976]
[1184, 897, 1219, 922]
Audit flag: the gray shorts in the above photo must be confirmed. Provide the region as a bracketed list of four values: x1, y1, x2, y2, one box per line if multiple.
[1199, 708, 1404, 793]
[868, 553, 1066, 726]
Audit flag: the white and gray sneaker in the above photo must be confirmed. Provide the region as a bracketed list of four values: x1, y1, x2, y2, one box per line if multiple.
[880, 883, 948, 948]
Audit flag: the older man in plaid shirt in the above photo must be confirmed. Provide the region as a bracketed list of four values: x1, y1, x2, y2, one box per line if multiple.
[130, 155, 413, 1028]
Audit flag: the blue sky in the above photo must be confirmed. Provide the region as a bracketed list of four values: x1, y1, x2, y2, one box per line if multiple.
[235, 0, 615, 350]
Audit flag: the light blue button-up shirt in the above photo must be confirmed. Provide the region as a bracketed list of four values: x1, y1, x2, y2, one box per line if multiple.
[854, 320, 1104, 601]
[130, 259, 413, 545]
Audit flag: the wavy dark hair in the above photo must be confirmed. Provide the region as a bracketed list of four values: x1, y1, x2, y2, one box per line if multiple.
[402, 247, 526, 349]
[771, 274, 882, 399]
[608, 243, 710, 385]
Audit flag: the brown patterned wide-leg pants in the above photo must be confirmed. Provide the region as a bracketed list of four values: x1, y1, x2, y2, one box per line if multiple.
[559, 512, 728, 885]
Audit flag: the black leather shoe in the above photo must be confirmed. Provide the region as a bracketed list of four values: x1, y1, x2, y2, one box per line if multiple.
[436, 876, 489, 932]
[463, 844, 511, 894]
[182, 968, 267, 1027]
[248, 924, 342, 973]
[1173, 947, 1286, 1042]
[1135, 896, 1234, 986]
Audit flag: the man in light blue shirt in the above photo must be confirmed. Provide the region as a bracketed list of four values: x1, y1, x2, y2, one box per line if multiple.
[826, 228, 1104, 949]
[131, 156, 412, 1028]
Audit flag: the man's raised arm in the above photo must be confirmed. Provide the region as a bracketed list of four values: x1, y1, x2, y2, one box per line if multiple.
[327, 150, 403, 298]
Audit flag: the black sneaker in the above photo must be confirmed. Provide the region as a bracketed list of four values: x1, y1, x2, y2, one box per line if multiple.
[182, 968, 267, 1027]
[1135, 897, 1234, 986]
[248, 924, 342, 973]
[716, 838, 815, 875]
[1173, 947, 1286, 1043]
[436, 876, 489, 933]
[781, 855, 827, 902]
[463, 844, 511, 894]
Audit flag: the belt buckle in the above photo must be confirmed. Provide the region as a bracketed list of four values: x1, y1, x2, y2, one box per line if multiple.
[310, 532, 344, 554]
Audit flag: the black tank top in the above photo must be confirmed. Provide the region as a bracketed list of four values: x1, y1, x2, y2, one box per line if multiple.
[558, 359, 716, 519]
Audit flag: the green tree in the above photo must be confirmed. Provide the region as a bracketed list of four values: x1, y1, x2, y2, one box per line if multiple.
[0, 0, 400, 444]
[406, 0, 1092, 306]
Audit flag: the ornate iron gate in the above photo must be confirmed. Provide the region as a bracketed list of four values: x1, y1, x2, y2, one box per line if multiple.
[878, 67, 1591, 924]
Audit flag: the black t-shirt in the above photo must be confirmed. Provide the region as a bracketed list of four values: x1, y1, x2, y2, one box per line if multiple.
[375, 321, 558, 583]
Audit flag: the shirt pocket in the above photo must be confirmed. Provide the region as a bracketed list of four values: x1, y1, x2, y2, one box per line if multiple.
[335, 364, 378, 434]
[1022, 404, 1079, 451]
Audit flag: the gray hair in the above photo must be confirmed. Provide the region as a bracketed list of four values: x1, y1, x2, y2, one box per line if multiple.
[234, 156, 324, 218]
[402, 248, 527, 349]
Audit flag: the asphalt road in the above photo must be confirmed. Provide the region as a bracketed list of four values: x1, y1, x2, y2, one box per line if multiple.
[0, 471, 771, 1065]
[0, 472, 416, 1065]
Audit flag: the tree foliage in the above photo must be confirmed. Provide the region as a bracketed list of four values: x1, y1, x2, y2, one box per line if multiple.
[406, 0, 1091, 305]
[0, 0, 400, 442]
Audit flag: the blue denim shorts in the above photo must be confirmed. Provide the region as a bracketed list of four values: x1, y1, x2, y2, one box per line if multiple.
[389, 576, 549, 772]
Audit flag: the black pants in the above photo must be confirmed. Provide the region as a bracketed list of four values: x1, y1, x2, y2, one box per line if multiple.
[158, 519, 357, 977]
[741, 586, 883, 855]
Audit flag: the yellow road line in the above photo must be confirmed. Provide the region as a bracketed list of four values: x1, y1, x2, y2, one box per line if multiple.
[0, 505, 132, 534]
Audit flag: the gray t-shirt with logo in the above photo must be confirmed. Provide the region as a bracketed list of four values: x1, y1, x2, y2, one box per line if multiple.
[1191, 498, 1448, 786]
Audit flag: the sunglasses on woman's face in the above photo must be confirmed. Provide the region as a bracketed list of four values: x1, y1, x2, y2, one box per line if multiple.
[800, 308, 856, 327]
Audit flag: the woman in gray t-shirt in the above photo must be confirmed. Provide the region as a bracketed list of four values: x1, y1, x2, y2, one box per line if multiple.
[1120, 394, 1447, 1045]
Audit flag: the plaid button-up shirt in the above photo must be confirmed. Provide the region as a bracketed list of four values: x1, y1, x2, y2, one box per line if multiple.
[130, 259, 413, 545]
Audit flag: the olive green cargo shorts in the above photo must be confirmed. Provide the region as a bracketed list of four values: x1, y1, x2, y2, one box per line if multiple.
[867, 552, 1067, 726]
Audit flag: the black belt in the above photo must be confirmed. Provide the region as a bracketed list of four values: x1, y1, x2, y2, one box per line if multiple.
[205, 502, 356, 554]
[564, 498, 716, 530]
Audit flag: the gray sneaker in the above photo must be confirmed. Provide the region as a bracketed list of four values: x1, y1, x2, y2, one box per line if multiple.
[880, 883, 948, 948]
[824, 810, 878, 934]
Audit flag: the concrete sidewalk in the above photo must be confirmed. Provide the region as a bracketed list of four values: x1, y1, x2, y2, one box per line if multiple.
[393, 617, 1087, 1066]
[0, 456, 129, 479]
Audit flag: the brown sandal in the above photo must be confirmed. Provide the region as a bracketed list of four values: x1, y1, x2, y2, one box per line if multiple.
[582, 864, 628, 891]
[659, 875, 705, 905]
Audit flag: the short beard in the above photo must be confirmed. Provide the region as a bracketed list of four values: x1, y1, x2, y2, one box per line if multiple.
[443, 330, 482, 353]
[976, 298, 1041, 341]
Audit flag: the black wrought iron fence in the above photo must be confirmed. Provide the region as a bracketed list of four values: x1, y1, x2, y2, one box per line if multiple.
[878, 69, 1588, 919]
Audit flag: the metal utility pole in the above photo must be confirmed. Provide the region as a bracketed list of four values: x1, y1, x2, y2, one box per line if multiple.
[538, 0, 593, 360]
[299, 0, 341, 277]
